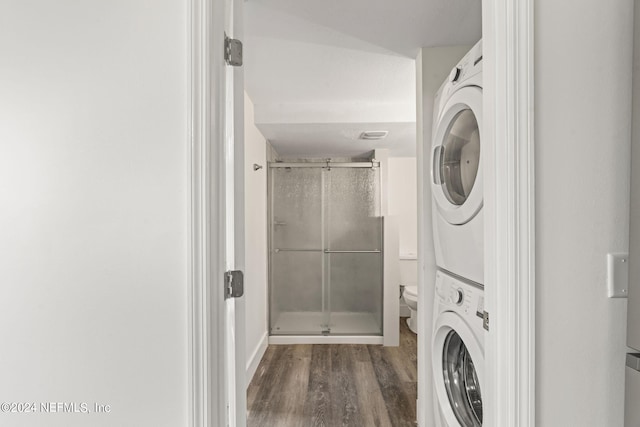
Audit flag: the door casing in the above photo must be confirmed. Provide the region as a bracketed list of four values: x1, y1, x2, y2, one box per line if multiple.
[481, 0, 535, 426]
[188, 0, 246, 425]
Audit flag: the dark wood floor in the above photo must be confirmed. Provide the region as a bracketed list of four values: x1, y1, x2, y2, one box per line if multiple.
[247, 318, 417, 427]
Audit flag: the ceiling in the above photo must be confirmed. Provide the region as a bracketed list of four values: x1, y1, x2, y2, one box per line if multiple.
[244, 0, 482, 158]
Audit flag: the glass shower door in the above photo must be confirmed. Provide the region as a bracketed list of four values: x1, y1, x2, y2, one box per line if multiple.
[269, 167, 327, 335]
[325, 167, 383, 335]
[269, 163, 383, 336]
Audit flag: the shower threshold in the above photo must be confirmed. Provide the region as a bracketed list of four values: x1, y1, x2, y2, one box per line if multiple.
[269, 311, 383, 345]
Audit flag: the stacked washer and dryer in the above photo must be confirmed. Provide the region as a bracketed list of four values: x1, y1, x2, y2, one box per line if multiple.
[430, 41, 485, 427]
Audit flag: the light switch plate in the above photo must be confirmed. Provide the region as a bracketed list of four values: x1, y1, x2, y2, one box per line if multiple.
[607, 252, 629, 298]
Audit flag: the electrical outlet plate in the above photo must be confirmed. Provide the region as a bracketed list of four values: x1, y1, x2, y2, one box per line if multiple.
[607, 252, 629, 298]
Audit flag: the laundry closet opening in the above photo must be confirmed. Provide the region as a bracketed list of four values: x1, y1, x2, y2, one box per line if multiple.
[241, 0, 481, 425]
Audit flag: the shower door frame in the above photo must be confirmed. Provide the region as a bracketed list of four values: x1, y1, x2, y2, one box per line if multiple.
[267, 160, 385, 342]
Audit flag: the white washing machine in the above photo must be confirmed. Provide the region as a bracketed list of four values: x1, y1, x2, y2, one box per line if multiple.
[431, 40, 484, 285]
[432, 270, 484, 427]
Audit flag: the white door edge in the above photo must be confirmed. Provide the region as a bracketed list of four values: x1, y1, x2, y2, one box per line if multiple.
[482, 0, 535, 426]
[230, 0, 247, 422]
[188, 0, 241, 425]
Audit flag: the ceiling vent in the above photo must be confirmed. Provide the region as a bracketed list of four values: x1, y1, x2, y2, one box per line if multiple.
[359, 131, 388, 140]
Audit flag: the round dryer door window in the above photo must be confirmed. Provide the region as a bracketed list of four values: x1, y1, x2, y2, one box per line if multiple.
[431, 86, 483, 225]
[440, 109, 480, 205]
[442, 330, 483, 427]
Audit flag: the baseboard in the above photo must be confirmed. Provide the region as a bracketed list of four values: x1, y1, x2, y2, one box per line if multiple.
[269, 335, 384, 345]
[246, 331, 268, 387]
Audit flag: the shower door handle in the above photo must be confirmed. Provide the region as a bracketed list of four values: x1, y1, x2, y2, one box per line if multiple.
[274, 248, 323, 253]
[323, 250, 382, 254]
[274, 249, 381, 253]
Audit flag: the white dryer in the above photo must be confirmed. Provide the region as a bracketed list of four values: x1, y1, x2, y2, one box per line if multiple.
[432, 270, 484, 427]
[431, 40, 484, 285]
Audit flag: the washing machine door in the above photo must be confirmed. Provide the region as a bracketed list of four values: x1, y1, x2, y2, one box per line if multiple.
[432, 312, 484, 427]
[431, 86, 483, 225]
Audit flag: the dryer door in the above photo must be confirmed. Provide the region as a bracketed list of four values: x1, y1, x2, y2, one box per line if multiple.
[431, 86, 483, 225]
[433, 312, 484, 427]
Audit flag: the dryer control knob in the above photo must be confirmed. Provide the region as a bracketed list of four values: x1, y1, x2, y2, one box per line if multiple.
[451, 288, 464, 305]
[450, 66, 462, 83]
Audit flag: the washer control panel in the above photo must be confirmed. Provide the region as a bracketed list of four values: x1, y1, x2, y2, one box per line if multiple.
[451, 288, 464, 304]
[435, 271, 484, 322]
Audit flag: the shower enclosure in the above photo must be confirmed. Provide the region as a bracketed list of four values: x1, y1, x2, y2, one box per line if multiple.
[269, 160, 383, 337]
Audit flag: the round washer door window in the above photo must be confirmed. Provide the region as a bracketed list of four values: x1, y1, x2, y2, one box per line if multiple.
[440, 109, 480, 206]
[442, 330, 483, 426]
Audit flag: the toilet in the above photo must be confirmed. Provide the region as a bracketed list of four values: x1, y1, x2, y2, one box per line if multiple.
[403, 285, 418, 334]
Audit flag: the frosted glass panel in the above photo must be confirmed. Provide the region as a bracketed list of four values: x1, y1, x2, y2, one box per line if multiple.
[270, 251, 324, 335]
[271, 168, 323, 250]
[328, 253, 383, 335]
[270, 167, 325, 335]
[327, 168, 381, 250]
[326, 167, 382, 335]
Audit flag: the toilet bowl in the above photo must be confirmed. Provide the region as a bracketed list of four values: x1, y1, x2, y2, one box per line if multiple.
[403, 285, 418, 334]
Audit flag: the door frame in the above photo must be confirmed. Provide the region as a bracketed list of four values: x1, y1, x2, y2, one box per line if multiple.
[188, 0, 229, 425]
[482, 0, 535, 426]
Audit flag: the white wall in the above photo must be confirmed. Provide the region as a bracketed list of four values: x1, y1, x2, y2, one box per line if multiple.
[535, 0, 633, 425]
[244, 93, 269, 383]
[388, 158, 418, 311]
[375, 149, 400, 346]
[0, 2, 188, 426]
[388, 158, 418, 258]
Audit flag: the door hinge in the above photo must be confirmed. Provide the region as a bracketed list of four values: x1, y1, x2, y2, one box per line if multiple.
[483, 311, 490, 331]
[224, 270, 244, 299]
[224, 33, 243, 67]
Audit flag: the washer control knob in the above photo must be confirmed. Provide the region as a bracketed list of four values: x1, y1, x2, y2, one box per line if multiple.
[450, 66, 462, 83]
[451, 288, 464, 305]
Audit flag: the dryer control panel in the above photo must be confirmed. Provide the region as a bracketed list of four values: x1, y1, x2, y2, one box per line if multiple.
[437, 39, 483, 103]
[449, 40, 482, 86]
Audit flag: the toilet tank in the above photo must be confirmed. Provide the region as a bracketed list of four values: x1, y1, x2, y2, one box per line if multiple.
[399, 255, 418, 316]
[399, 255, 418, 286]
